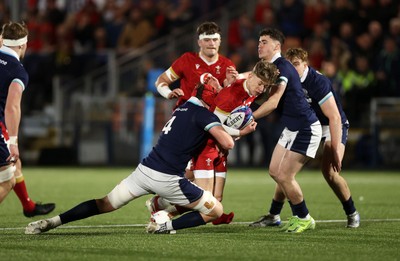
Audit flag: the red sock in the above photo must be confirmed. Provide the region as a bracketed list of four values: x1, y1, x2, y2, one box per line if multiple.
[212, 212, 235, 225]
[13, 177, 35, 212]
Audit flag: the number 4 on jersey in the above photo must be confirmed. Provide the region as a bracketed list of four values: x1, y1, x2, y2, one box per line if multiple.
[162, 116, 176, 134]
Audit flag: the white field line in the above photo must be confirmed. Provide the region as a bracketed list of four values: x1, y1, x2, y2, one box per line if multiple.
[1, 218, 400, 231]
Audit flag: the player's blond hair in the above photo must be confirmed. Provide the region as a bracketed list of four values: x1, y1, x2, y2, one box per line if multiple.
[252, 60, 279, 86]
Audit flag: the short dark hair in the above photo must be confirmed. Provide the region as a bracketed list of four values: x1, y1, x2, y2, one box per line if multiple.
[2, 21, 28, 40]
[196, 22, 221, 36]
[259, 28, 285, 45]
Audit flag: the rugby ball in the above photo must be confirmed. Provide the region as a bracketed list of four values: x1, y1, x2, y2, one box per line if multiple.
[225, 105, 253, 130]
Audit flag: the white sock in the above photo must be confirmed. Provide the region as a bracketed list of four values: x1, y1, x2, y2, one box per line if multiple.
[166, 220, 174, 230]
[299, 214, 311, 220]
[49, 216, 62, 227]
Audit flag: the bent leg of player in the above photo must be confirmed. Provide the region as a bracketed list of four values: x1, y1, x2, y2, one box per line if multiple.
[321, 139, 359, 228]
[144, 170, 223, 234]
[211, 153, 235, 225]
[25, 166, 149, 235]
[0, 165, 16, 204]
[146, 190, 222, 234]
[269, 125, 320, 233]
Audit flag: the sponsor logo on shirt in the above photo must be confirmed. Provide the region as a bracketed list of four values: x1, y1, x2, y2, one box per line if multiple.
[0, 59, 7, 65]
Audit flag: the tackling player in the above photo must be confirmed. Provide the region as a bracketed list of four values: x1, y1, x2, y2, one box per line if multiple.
[25, 84, 257, 235]
[0, 22, 55, 217]
[249, 28, 322, 233]
[250, 48, 360, 228]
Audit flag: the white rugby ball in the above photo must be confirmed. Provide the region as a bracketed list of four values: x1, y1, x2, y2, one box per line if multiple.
[225, 105, 253, 130]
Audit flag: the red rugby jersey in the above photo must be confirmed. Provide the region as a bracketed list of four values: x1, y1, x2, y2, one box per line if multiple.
[213, 79, 256, 114]
[170, 52, 235, 108]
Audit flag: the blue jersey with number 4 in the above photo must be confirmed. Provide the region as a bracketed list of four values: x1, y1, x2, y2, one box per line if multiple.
[141, 98, 222, 176]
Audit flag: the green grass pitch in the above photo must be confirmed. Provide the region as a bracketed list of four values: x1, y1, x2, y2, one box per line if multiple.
[1, 167, 399, 261]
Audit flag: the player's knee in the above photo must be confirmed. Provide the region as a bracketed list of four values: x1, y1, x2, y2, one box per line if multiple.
[214, 195, 223, 202]
[193, 191, 221, 217]
[107, 182, 135, 210]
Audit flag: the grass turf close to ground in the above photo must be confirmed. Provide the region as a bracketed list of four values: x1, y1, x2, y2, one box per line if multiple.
[1, 167, 399, 261]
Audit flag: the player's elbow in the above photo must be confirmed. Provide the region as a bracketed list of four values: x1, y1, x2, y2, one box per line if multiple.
[220, 139, 234, 150]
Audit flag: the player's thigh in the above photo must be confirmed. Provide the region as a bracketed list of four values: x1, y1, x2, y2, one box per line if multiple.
[194, 177, 214, 192]
[269, 144, 308, 180]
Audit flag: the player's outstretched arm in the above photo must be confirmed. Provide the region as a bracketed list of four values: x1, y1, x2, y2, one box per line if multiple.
[253, 82, 285, 120]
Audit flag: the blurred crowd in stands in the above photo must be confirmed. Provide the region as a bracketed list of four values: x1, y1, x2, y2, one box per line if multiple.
[1, 0, 400, 128]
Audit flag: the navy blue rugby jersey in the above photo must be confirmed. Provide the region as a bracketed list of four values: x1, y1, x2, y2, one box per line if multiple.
[142, 98, 222, 176]
[273, 56, 318, 130]
[0, 46, 28, 123]
[302, 66, 348, 126]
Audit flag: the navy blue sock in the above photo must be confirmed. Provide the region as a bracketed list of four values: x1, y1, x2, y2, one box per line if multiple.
[60, 199, 100, 224]
[342, 196, 356, 215]
[291, 200, 309, 218]
[171, 211, 206, 230]
[269, 199, 284, 215]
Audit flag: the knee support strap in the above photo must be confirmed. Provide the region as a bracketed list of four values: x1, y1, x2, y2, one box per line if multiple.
[0, 165, 16, 183]
[193, 191, 217, 215]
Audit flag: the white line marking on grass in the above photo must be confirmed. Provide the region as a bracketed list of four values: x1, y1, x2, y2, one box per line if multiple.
[2, 218, 400, 231]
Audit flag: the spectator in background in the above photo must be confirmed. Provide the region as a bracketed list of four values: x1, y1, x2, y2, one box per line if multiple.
[102, 2, 125, 48]
[117, 6, 154, 53]
[227, 13, 254, 54]
[253, 0, 273, 25]
[307, 39, 326, 70]
[327, 0, 355, 38]
[276, 0, 304, 38]
[375, 36, 400, 97]
[388, 17, 400, 48]
[375, 0, 399, 32]
[354, 0, 376, 35]
[339, 55, 376, 126]
[368, 20, 384, 67]
[303, 0, 328, 38]
[167, 0, 194, 32]
[338, 22, 356, 52]
[354, 32, 374, 65]
[321, 59, 344, 101]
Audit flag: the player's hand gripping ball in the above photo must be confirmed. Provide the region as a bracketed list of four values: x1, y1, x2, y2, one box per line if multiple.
[225, 105, 254, 130]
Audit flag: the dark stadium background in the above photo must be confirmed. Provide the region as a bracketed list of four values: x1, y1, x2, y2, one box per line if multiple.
[2, 0, 399, 168]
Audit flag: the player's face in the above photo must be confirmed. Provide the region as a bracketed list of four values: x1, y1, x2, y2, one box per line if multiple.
[247, 73, 268, 97]
[289, 57, 307, 78]
[258, 35, 280, 61]
[198, 37, 221, 58]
